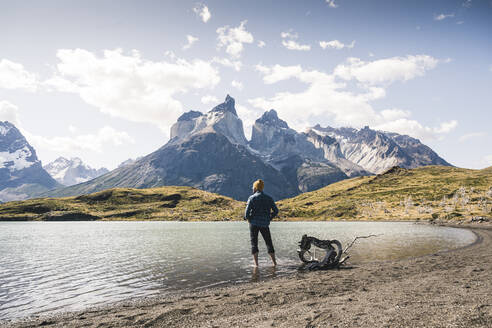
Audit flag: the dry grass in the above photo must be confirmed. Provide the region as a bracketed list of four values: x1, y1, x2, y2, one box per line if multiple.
[278, 165, 492, 221]
[0, 186, 243, 221]
[1, 165, 491, 222]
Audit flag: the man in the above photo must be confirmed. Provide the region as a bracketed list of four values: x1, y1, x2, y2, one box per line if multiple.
[244, 179, 279, 267]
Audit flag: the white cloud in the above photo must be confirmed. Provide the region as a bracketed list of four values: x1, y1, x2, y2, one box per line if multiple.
[280, 30, 311, 51]
[434, 13, 455, 21]
[319, 40, 355, 50]
[282, 40, 311, 51]
[375, 119, 458, 141]
[457, 21, 464, 25]
[231, 80, 243, 90]
[489, 64, 492, 72]
[216, 20, 254, 58]
[0, 59, 38, 91]
[257, 40, 266, 48]
[183, 35, 199, 50]
[463, 0, 472, 8]
[326, 0, 338, 8]
[250, 60, 455, 142]
[0, 100, 133, 166]
[201, 95, 219, 105]
[280, 31, 298, 39]
[334, 55, 439, 86]
[255, 64, 303, 84]
[44, 75, 79, 93]
[0, 100, 21, 126]
[47, 48, 220, 133]
[25, 126, 135, 155]
[193, 3, 211, 23]
[459, 132, 487, 142]
[212, 57, 242, 71]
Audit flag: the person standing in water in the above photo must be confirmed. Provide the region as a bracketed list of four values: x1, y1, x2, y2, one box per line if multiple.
[244, 179, 279, 267]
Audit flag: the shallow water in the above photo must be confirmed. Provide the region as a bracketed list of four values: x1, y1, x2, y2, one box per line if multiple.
[0, 221, 475, 320]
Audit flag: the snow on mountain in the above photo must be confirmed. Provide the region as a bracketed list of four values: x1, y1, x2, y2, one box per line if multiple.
[170, 95, 247, 146]
[0, 121, 60, 202]
[44, 157, 109, 186]
[305, 129, 370, 177]
[249, 109, 348, 192]
[43, 95, 452, 201]
[308, 125, 450, 174]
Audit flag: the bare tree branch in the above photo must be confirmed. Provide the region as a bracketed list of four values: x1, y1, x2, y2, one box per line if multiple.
[343, 234, 382, 254]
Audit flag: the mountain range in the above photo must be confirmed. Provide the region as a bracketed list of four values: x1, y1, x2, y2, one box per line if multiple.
[43, 157, 108, 186]
[40, 95, 451, 201]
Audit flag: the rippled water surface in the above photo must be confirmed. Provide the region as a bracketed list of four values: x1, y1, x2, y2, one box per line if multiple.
[0, 221, 475, 320]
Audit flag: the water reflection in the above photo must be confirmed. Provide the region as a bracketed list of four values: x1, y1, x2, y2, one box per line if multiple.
[0, 221, 475, 320]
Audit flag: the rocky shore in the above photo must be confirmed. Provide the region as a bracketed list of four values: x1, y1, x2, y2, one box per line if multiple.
[2, 223, 491, 328]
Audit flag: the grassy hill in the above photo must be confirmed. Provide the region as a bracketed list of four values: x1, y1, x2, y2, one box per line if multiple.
[0, 165, 491, 222]
[0, 186, 243, 221]
[278, 165, 492, 221]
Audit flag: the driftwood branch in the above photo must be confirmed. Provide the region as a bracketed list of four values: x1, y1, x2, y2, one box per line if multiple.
[343, 234, 382, 254]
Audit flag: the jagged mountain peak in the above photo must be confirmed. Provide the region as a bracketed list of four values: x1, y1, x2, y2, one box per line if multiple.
[0, 121, 59, 202]
[0, 121, 15, 136]
[256, 109, 289, 129]
[44, 157, 108, 187]
[177, 110, 203, 122]
[49, 156, 84, 167]
[210, 94, 237, 116]
[0, 121, 38, 170]
[307, 124, 450, 174]
[170, 95, 247, 146]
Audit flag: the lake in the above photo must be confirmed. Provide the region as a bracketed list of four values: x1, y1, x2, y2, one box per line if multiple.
[0, 221, 476, 321]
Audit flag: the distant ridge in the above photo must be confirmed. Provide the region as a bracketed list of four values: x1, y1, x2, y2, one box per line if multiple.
[41, 95, 452, 201]
[44, 157, 108, 186]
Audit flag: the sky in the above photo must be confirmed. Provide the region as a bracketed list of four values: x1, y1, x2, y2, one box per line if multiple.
[0, 0, 491, 170]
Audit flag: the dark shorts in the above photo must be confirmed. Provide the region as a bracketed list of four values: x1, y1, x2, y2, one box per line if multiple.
[249, 224, 275, 254]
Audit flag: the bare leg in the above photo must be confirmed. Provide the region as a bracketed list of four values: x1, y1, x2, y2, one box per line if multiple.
[268, 252, 277, 266]
[252, 252, 259, 267]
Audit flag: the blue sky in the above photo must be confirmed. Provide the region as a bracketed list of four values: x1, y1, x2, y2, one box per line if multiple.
[0, 0, 491, 169]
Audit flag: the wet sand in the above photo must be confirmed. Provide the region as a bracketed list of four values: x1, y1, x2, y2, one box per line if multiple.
[2, 223, 491, 328]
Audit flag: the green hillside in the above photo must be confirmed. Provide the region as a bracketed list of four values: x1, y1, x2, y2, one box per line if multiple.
[0, 165, 490, 222]
[0, 186, 243, 221]
[278, 165, 492, 221]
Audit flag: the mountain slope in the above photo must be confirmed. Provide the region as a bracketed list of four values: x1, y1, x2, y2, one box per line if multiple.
[0, 121, 60, 202]
[42, 96, 454, 201]
[278, 165, 492, 221]
[308, 125, 451, 174]
[44, 157, 108, 186]
[44, 97, 298, 201]
[249, 109, 348, 192]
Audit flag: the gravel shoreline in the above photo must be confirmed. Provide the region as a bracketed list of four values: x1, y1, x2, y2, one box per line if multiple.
[2, 223, 491, 328]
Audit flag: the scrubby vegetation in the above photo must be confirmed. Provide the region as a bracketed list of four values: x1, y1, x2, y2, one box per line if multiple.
[0, 186, 243, 221]
[277, 165, 492, 221]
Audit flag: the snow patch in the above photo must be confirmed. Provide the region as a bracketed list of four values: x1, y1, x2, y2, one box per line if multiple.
[0, 147, 35, 171]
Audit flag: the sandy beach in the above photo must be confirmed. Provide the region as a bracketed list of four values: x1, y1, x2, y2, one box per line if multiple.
[2, 223, 491, 328]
